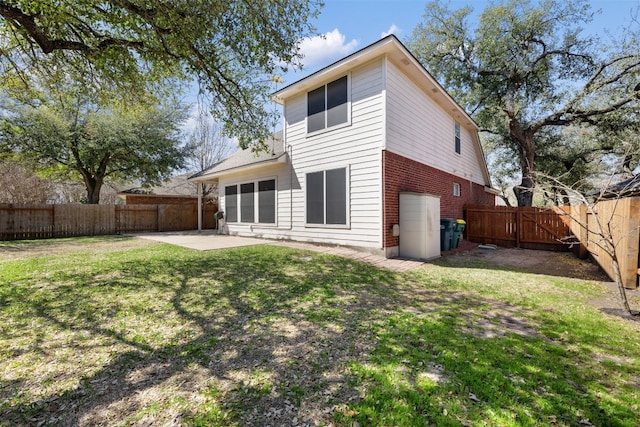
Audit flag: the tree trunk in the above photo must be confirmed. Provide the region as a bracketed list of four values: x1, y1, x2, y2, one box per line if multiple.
[85, 180, 103, 204]
[513, 144, 536, 206]
[80, 171, 103, 204]
[511, 129, 536, 207]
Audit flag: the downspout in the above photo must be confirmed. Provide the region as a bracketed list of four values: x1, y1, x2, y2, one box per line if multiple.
[287, 144, 293, 230]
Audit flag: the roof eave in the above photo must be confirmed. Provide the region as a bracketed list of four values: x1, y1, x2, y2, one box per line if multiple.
[189, 153, 289, 182]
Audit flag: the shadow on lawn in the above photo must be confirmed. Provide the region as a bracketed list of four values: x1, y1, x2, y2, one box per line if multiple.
[1, 245, 638, 426]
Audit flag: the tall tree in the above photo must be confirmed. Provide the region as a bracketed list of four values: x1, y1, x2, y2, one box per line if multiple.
[408, 0, 640, 206]
[186, 105, 235, 192]
[0, 93, 189, 204]
[0, 0, 321, 148]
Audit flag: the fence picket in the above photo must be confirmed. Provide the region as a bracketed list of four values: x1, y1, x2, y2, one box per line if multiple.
[0, 203, 217, 241]
[465, 201, 640, 289]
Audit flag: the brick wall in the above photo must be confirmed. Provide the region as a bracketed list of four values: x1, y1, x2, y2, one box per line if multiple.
[382, 150, 495, 248]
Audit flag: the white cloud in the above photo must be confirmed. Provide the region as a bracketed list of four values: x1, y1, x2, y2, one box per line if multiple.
[381, 24, 400, 38]
[298, 29, 359, 68]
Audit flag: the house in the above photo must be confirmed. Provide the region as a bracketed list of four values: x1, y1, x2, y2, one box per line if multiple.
[118, 173, 216, 206]
[190, 35, 496, 258]
[593, 174, 640, 200]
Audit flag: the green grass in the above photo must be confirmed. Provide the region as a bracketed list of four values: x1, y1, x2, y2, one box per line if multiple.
[1, 236, 639, 426]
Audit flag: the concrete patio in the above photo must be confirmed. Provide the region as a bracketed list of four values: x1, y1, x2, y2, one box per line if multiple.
[129, 230, 426, 273]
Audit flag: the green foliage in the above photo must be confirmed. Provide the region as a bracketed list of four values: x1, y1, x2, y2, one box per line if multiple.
[0, 1, 322, 148]
[0, 87, 189, 203]
[408, 0, 640, 206]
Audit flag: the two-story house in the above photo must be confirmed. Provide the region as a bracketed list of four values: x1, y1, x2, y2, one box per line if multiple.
[190, 35, 496, 258]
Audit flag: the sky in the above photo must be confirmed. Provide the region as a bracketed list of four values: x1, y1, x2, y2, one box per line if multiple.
[186, 0, 640, 140]
[285, 0, 640, 84]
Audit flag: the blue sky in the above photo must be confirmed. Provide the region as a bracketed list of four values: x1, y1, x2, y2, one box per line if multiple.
[285, 0, 640, 84]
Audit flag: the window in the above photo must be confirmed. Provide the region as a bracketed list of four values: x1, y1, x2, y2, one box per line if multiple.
[454, 121, 461, 154]
[258, 179, 276, 224]
[307, 76, 348, 133]
[225, 179, 276, 224]
[240, 183, 255, 223]
[453, 182, 461, 197]
[306, 167, 348, 226]
[225, 185, 238, 222]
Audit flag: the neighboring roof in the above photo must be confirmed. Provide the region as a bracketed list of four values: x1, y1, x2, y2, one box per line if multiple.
[119, 173, 198, 196]
[189, 132, 287, 182]
[596, 174, 640, 199]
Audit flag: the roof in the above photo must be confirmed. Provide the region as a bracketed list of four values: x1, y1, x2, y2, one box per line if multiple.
[119, 173, 197, 196]
[596, 174, 640, 199]
[189, 132, 287, 182]
[273, 34, 478, 132]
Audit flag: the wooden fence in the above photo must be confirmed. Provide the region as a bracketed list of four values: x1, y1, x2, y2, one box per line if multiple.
[465, 200, 640, 289]
[0, 203, 218, 240]
[564, 198, 640, 290]
[464, 205, 573, 251]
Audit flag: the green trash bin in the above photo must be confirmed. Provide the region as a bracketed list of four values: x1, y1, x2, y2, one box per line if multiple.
[452, 219, 466, 249]
[440, 218, 456, 251]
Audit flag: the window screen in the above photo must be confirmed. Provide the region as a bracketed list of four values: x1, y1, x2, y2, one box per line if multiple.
[325, 168, 346, 224]
[455, 122, 461, 154]
[258, 179, 276, 224]
[307, 76, 348, 133]
[225, 185, 238, 222]
[306, 168, 347, 226]
[307, 86, 325, 133]
[326, 76, 348, 128]
[240, 183, 254, 223]
[306, 171, 324, 224]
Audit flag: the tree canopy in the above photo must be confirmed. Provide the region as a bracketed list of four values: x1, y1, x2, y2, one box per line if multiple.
[0, 0, 322, 148]
[408, 0, 640, 206]
[0, 91, 189, 204]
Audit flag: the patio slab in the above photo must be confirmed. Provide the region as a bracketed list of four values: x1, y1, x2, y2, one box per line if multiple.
[130, 231, 426, 273]
[129, 230, 268, 251]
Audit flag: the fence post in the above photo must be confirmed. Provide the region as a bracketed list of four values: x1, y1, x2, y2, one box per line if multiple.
[516, 208, 521, 248]
[577, 204, 589, 259]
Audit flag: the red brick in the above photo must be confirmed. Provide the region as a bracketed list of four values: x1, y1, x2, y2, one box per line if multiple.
[382, 150, 494, 248]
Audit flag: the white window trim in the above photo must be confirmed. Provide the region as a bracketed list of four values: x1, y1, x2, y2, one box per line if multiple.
[304, 165, 351, 229]
[454, 121, 461, 155]
[223, 176, 278, 226]
[453, 182, 461, 197]
[306, 74, 352, 137]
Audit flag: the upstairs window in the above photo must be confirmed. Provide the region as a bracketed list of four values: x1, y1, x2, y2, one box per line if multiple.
[307, 76, 348, 133]
[454, 121, 461, 154]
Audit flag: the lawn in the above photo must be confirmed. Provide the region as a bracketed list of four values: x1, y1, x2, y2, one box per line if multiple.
[1, 236, 639, 426]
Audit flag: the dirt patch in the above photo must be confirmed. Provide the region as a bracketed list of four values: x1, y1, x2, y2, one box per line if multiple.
[445, 246, 609, 281]
[444, 245, 640, 322]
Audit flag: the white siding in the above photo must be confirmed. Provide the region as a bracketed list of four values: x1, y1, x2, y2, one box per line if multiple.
[217, 163, 293, 236]
[222, 59, 385, 250]
[385, 59, 486, 186]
